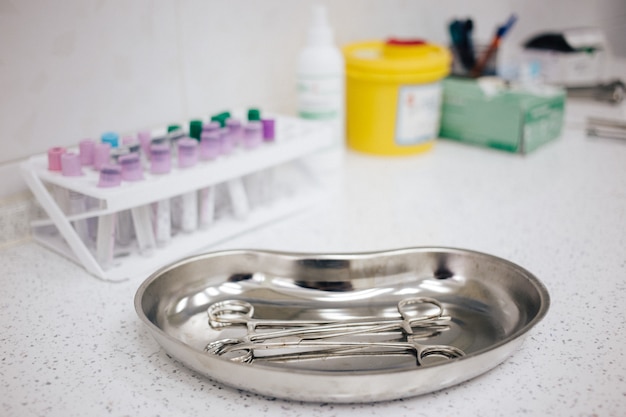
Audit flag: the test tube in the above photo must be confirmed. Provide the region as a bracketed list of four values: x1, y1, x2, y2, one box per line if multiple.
[262, 119, 276, 142]
[189, 119, 203, 141]
[150, 143, 172, 247]
[60, 152, 90, 244]
[202, 121, 221, 134]
[176, 138, 199, 233]
[96, 165, 121, 269]
[137, 130, 152, 161]
[93, 143, 111, 171]
[243, 121, 263, 149]
[47, 147, 67, 211]
[242, 122, 271, 206]
[120, 153, 156, 255]
[227, 178, 250, 219]
[199, 130, 222, 161]
[198, 130, 220, 228]
[101, 131, 119, 148]
[79, 139, 96, 166]
[220, 127, 234, 155]
[226, 118, 243, 147]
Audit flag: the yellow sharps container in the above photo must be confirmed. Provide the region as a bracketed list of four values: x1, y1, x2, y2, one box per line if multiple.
[343, 39, 451, 156]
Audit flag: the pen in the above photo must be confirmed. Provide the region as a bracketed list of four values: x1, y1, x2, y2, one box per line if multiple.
[449, 19, 475, 71]
[471, 14, 517, 77]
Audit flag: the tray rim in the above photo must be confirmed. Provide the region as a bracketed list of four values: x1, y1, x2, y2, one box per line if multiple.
[134, 246, 551, 399]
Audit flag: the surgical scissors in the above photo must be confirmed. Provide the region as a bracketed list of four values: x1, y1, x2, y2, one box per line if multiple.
[206, 336, 465, 366]
[205, 297, 462, 365]
[207, 297, 452, 341]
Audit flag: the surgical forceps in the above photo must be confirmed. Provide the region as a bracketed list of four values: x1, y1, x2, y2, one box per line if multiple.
[207, 297, 452, 341]
[207, 335, 466, 366]
[205, 297, 464, 365]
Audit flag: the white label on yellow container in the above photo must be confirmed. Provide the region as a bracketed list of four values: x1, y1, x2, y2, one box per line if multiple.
[395, 83, 442, 146]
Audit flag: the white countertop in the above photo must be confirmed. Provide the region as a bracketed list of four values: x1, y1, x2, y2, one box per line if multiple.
[2, 100, 625, 416]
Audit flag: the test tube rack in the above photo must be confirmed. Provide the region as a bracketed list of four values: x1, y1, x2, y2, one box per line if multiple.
[20, 114, 334, 281]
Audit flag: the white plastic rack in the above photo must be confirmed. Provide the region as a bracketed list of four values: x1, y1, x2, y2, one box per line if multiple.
[20, 114, 333, 281]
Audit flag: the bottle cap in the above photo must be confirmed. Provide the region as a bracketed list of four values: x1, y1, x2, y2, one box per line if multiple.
[122, 135, 137, 146]
[125, 142, 141, 155]
[226, 118, 243, 146]
[167, 124, 182, 133]
[150, 143, 171, 174]
[61, 152, 83, 177]
[243, 121, 263, 148]
[101, 131, 119, 148]
[247, 108, 261, 121]
[261, 119, 275, 141]
[150, 135, 168, 145]
[200, 130, 222, 160]
[211, 111, 231, 127]
[189, 120, 203, 141]
[119, 153, 144, 181]
[226, 118, 242, 129]
[308, 5, 333, 46]
[168, 128, 185, 145]
[47, 147, 66, 171]
[219, 127, 234, 154]
[202, 121, 221, 133]
[79, 140, 95, 166]
[110, 147, 130, 164]
[177, 137, 198, 168]
[93, 143, 111, 171]
[97, 164, 122, 188]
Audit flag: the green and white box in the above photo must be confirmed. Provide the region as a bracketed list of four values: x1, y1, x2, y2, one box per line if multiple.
[439, 77, 566, 154]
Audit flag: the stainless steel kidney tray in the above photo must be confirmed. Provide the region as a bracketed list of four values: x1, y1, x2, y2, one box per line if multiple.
[134, 247, 550, 403]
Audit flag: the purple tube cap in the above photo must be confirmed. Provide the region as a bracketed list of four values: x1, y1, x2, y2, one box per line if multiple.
[177, 137, 198, 168]
[202, 121, 221, 133]
[93, 143, 111, 171]
[243, 121, 263, 148]
[47, 147, 66, 171]
[97, 164, 122, 188]
[119, 153, 144, 181]
[61, 152, 83, 177]
[79, 140, 95, 166]
[226, 118, 242, 129]
[150, 143, 171, 174]
[262, 119, 275, 141]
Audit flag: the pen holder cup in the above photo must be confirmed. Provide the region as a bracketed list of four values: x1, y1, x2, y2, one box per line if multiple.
[450, 44, 498, 77]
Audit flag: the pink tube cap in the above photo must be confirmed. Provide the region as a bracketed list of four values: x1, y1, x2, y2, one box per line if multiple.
[79, 140, 96, 166]
[61, 152, 83, 177]
[47, 147, 66, 171]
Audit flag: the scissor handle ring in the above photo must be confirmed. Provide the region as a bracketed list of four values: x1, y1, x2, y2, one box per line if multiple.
[417, 344, 465, 366]
[207, 299, 254, 328]
[205, 338, 254, 363]
[397, 297, 444, 323]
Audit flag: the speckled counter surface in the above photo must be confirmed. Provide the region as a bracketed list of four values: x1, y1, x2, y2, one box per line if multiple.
[2, 102, 625, 416]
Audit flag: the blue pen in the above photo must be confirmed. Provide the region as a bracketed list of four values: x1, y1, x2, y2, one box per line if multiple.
[471, 14, 517, 77]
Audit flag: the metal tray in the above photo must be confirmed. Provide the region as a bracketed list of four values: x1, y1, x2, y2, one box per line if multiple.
[134, 247, 550, 402]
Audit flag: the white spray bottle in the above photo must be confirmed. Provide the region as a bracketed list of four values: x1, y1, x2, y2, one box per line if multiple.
[297, 4, 345, 150]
